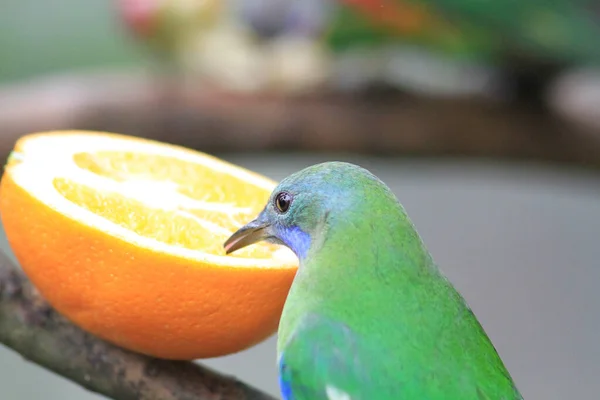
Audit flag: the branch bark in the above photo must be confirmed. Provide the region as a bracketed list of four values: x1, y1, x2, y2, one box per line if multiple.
[0, 70, 599, 171]
[0, 251, 277, 400]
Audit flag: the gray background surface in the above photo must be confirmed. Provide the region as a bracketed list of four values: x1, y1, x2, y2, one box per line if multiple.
[1, 154, 599, 400]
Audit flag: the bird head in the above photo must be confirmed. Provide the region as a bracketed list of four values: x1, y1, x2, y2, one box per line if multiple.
[224, 161, 392, 260]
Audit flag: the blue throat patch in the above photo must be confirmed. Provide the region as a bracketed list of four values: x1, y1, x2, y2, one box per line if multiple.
[277, 225, 311, 260]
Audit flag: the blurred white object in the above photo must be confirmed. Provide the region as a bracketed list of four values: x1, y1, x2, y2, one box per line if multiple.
[180, 20, 269, 93]
[380, 45, 504, 98]
[180, 21, 331, 94]
[547, 68, 600, 135]
[264, 35, 331, 94]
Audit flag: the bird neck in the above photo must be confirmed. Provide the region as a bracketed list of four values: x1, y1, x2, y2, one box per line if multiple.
[278, 201, 437, 351]
[308, 200, 435, 294]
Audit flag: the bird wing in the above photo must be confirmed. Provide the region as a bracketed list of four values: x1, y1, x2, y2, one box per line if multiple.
[277, 313, 398, 400]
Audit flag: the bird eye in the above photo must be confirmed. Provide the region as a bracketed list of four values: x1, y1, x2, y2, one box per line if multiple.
[274, 192, 293, 213]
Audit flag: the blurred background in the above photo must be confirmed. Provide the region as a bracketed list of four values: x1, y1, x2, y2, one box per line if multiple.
[0, 0, 600, 399]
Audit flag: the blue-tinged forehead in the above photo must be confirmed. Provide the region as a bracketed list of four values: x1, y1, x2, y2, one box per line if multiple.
[274, 161, 378, 195]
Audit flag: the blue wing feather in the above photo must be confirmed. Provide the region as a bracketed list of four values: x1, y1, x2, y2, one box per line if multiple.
[277, 313, 399, 400]
[279, 366, 295, 400]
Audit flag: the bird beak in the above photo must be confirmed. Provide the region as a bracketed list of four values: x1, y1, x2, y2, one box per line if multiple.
[223, 212, 272, 254]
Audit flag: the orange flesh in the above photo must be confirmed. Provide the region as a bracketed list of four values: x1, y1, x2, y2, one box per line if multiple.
[0, 131, 298, 360]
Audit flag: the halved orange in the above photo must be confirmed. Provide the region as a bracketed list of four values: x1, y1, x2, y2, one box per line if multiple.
[0, 131, 298, 360]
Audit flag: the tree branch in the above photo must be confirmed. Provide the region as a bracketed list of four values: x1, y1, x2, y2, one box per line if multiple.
[1, 70, 600, 171]
[0, 251, 277, 400]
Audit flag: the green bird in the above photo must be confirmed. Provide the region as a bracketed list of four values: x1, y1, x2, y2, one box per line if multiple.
[224, 162, 523, 400]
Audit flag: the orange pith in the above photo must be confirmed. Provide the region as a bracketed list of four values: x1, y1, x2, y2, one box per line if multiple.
[0, 131, 298, 360]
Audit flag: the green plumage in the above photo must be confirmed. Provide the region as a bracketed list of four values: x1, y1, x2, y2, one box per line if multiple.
[326, 0, 600, 65]
[224, 162, 523, 399]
